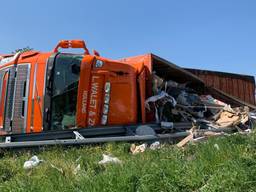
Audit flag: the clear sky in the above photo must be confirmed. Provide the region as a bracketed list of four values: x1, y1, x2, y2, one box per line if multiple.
[0, 0, 255, 77]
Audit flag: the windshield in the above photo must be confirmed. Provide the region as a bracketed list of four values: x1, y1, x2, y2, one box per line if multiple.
[51, 54, 83, 130]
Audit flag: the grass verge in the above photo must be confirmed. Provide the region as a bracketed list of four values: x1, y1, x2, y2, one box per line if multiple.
[0, 132, 255, 192]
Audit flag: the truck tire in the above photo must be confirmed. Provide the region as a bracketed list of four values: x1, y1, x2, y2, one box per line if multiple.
[135, 125, 156, 136]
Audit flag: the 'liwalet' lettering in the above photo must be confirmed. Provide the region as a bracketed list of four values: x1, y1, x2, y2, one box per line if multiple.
[88, 76, 100, 126]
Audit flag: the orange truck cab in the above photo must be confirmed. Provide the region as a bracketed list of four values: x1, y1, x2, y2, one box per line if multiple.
[0, 40, 150, 135]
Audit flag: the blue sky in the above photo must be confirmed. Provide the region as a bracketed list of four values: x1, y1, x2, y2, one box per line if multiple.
[0, 0, 255, 77]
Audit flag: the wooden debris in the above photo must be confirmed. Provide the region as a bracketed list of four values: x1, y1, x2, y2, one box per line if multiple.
[176, 133, 193, 148]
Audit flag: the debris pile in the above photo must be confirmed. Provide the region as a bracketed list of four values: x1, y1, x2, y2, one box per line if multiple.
[144, 74, 256, 147]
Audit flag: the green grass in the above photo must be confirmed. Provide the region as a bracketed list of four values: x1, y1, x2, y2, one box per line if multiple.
[0, 132, 256, 192]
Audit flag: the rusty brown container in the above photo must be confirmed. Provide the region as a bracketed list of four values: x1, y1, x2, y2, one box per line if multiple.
[185, 68, 256, 105]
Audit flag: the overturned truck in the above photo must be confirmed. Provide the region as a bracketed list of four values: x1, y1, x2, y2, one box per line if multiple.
[0, 40, 255, 148]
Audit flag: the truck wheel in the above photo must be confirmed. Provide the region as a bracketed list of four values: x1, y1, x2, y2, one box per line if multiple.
[135, 125, 156, 136]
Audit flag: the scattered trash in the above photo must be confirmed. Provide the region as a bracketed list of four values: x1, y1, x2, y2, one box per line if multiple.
[130, 141, 161, 154]
[98, 154, 122, 165]
[149, 141, 161, 150]
[73, 164, 81, 175]
[214, 143, 220, 150]
[23, 155, 43, 170]
[130, 143, 147, 154]
[243, 129, 252, 133]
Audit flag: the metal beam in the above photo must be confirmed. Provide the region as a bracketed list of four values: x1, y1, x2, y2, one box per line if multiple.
[0, 132, 190, 149]
[0, 122, 192, 142]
